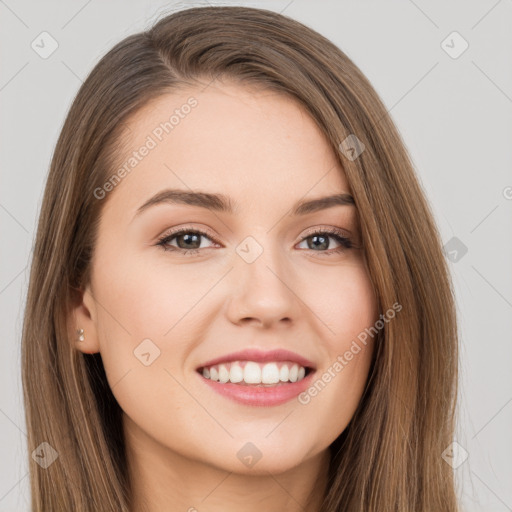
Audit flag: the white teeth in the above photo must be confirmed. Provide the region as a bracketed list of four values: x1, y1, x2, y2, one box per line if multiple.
[261, 362, 280, 384]
[244, 362, 261, 384]
[218, 364, 230, 383]
[229, 363, 244, 383]
[200, 360, 309, 385]
[289, 364, 299, 382]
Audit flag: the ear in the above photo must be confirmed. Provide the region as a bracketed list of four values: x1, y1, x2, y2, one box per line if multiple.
[67, 283, 101, 354]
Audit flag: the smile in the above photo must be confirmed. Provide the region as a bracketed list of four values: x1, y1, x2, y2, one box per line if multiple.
[198, 360, 310, 385]
[197, 361, 316, 407]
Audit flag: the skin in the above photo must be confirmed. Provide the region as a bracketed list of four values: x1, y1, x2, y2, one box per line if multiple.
[70, 80, 379, 511]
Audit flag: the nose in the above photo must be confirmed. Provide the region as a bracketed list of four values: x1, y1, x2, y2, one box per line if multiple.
[225, 239, 302, 328]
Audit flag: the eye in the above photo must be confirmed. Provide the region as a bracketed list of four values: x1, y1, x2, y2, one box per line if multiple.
[156, 227, 219, 255]
[156, 226, 355, 257]
[296, 227, 354, 256]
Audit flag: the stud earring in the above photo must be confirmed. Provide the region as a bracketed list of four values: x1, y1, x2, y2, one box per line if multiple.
[76, 328, 85, 342]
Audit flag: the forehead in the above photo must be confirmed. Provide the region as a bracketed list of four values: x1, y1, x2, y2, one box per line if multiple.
[104, 81, 350, 214]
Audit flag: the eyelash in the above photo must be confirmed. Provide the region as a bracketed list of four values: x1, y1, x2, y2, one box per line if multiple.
[156, 226, 354, 257]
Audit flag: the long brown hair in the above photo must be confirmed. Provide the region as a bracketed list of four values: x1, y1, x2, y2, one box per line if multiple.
[22, 5, 460, 511]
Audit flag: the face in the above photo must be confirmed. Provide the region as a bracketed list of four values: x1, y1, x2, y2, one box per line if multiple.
[73, 80, 379, 476]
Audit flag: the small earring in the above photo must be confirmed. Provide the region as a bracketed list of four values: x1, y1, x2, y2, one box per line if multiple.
[76, 328, 85, 342]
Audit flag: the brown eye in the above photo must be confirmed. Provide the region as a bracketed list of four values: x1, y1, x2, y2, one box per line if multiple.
[297, 228, 353, 255]
[157, 228, 218, 255]
[173, 232, 202, 250]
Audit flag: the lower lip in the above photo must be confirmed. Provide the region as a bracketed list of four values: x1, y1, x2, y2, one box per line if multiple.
[197, 370, 315, 407]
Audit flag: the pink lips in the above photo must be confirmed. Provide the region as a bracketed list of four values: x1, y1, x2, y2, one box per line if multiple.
[199, 374, 315, 406]
[196, 348, 316, 407]
[197, 348, 316, 371]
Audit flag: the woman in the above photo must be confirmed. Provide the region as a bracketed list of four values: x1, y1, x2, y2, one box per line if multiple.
[22, 5, 460, 511]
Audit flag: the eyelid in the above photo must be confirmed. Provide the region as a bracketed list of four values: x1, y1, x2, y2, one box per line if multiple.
[157, 224, 222, 245]
[299, 224, 352, 240]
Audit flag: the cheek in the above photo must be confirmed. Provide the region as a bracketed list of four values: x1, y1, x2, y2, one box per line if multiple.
[295, 262, 378, 439]
[92, 253, 207, 448]
[303, 259, 378, 343]
[92, 250, 219, 411]
[96, 249, 217, 347]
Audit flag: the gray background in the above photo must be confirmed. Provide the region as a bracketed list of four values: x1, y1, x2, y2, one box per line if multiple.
[1, 0, 511, 510]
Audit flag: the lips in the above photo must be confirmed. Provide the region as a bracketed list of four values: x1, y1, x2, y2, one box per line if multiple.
[195, 348, 317, 406]
[196, 348, 316, 371]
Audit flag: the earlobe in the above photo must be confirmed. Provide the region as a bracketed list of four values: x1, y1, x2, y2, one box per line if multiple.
[68, 284, 101, 354]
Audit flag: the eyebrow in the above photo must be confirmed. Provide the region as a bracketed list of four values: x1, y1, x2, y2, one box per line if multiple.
[133, 188, 355, 220]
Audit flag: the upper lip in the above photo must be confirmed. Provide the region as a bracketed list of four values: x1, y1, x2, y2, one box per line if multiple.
[197, 348, 316, 371]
